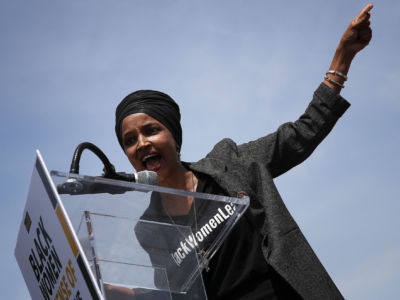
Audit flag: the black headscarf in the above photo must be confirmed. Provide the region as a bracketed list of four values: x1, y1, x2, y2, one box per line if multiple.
[115, 90, 182, 151]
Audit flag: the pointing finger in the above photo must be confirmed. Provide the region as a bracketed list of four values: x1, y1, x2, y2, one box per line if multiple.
[357, 4, 373, 19]
[353, 4, 373, 27]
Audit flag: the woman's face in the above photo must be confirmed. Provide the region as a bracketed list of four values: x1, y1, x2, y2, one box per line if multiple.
[121, 113, 180, 184]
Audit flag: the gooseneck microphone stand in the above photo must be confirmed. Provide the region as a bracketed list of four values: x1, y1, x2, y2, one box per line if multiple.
[69, 142, 135, 182]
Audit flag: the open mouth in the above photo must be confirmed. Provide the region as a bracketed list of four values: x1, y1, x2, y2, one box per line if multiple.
[142, 154, 162, 172]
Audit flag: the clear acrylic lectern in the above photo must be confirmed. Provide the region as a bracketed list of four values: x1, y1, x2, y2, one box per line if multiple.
[51, 170, 249, 300]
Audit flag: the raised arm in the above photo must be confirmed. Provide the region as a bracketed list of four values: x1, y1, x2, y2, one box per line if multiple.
[237, 5, 373, 177]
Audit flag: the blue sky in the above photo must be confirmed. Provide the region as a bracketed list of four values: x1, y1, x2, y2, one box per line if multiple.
[2, 1, 399, 299]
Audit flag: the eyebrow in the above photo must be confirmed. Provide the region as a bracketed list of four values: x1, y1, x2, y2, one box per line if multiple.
[142, 122, 159, 128]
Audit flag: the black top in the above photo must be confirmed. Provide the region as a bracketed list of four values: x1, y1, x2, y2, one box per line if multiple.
[136, 172, 301, 299]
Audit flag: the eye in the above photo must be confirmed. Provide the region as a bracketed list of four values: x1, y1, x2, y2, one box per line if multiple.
[145, 126, 160, 136]
[124, 136, 137, 148]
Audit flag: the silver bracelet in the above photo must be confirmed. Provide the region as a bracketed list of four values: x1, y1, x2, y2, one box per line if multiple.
[326, 70, 348, 81]
[324, 76, 345, 89]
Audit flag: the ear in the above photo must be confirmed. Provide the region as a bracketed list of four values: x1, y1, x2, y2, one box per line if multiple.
[174, 139, 180, 153]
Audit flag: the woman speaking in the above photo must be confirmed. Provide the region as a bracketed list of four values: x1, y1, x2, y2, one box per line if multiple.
[112, 4, 373, 300]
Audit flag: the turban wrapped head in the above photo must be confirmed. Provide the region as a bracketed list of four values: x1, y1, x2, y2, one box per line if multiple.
[115, 90, 182, 152]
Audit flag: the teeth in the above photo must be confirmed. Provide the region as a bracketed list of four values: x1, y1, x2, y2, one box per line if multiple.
[142, 154, 158, 163]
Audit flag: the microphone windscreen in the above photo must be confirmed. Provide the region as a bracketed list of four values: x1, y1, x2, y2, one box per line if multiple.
[136, 171, 158, 186]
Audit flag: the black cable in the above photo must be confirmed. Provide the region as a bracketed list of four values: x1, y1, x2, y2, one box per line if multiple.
[69, 142, 134, 181]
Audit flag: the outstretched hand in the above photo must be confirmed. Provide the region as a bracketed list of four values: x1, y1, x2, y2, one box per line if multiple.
[339, 4, 373, 57]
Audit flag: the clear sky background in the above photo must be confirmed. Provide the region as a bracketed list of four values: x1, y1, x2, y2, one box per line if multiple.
[1, 1, 399, 299]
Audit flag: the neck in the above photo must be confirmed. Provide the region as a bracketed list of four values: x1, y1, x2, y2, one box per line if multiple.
[158, 162, 198, 216]
[159, 162, 195, 192]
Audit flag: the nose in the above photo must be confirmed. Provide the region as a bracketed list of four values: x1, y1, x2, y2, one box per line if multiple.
[137, 134, 150, 150]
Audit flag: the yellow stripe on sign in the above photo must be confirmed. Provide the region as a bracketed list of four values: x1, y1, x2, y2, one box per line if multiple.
[56, 205, 79, 257]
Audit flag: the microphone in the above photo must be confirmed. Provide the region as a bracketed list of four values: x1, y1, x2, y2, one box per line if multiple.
[57, 170, 158, 195]
[113, 171, 159, 185]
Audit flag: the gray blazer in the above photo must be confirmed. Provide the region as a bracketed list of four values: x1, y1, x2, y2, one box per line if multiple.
[188, 83, 350, 299]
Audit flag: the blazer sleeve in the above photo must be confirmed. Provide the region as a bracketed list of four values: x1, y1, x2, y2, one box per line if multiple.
[237, 83, 350, 178]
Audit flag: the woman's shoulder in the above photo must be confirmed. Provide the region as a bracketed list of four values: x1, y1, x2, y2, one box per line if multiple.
[204, 138, 239, 159]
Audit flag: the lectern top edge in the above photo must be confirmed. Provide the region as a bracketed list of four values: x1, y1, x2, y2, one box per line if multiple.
[51, 169, 250, 205]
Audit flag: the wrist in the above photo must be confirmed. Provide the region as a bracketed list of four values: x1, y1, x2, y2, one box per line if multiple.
[331, 45, 355, 73]
[324, 46, 354, 94]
